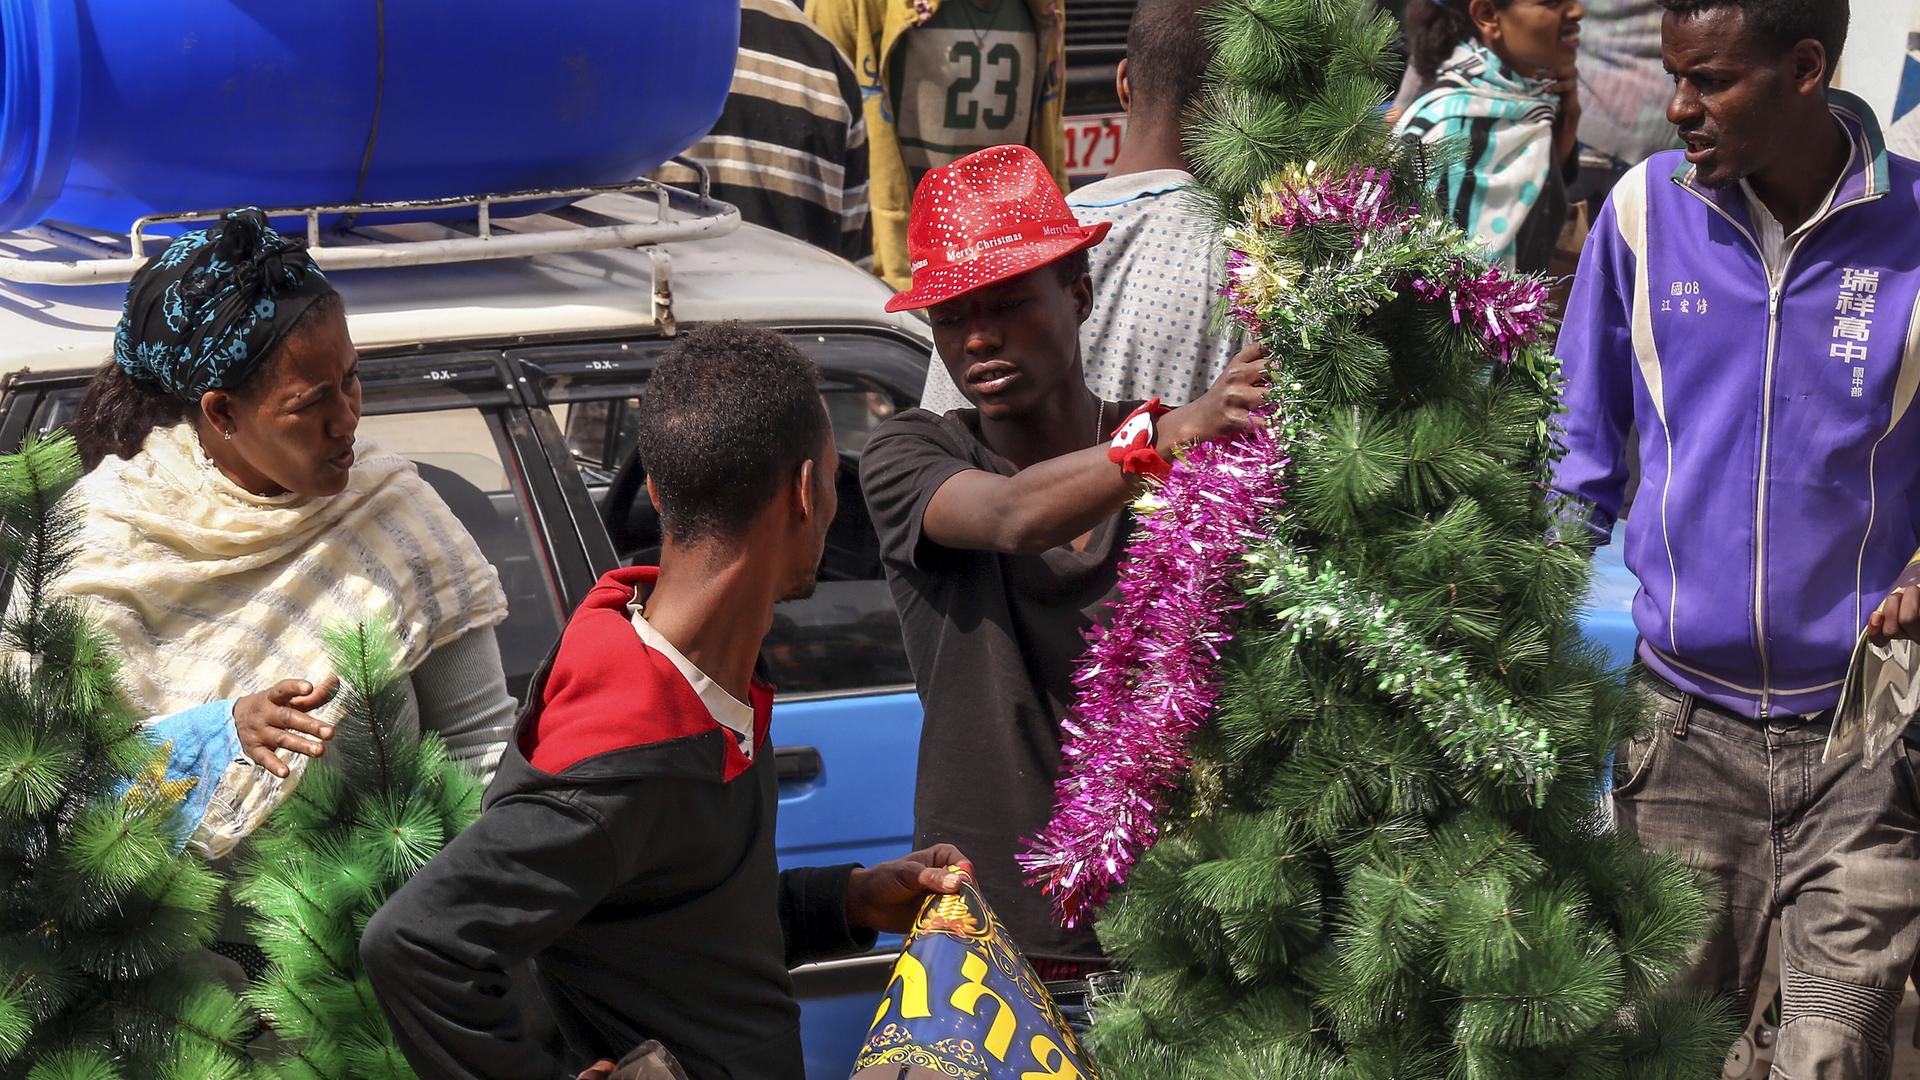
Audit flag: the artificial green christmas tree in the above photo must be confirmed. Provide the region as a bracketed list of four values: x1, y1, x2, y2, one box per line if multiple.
[1022, 1, 1738, 1075]
[235, 622, 483, 1080]
[0, 433, 258, 1080]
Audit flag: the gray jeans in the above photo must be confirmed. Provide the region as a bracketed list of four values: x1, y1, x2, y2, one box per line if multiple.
[1615, 674, 1920, 1079]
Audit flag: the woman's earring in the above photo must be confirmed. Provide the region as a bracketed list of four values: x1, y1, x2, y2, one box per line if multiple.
[223, 430, 234, 441]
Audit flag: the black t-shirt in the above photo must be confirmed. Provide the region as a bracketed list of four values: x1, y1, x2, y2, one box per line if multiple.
[860, 404, 1139, 963]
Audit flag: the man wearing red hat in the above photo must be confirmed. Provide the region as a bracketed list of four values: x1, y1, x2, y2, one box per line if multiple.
[861, 143, 1269, 1014]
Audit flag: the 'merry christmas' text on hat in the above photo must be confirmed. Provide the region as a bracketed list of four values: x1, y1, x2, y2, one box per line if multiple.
[885, 144, 1111, 313]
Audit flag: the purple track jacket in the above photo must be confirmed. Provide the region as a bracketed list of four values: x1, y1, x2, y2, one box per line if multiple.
[1553, 91, 1920, 719]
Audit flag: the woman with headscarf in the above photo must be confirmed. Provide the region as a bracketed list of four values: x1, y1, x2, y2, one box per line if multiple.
[60, 208, 514, 860]
[1394, 0, 1586, 274]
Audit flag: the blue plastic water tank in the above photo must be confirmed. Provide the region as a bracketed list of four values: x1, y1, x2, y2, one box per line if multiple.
[0, 0, 740, 233]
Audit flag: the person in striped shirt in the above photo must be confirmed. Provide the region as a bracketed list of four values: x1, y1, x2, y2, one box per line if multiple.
[652, 0, 870, 264]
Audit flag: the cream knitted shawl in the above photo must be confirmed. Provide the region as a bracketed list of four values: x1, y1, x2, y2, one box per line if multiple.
[58, 422, 508, 854]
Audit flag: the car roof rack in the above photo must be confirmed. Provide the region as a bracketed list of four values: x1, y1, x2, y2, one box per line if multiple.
[0, 160, 741, 301]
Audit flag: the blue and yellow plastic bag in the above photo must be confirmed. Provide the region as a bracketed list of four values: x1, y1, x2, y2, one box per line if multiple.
[851, 867, 1101, 1079]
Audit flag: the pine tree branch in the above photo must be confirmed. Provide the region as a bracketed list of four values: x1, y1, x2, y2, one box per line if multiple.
[345, 977, 390, 1044]
[0, 438, 82, 661]
[355, 630, 394, 797]
[102, 987, 250, 1063]
[263, 894, 357, 982]
[275, 1036, 334, 1079]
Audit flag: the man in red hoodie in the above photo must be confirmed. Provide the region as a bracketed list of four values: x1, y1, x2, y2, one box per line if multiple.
[362, 323, 967, 1080]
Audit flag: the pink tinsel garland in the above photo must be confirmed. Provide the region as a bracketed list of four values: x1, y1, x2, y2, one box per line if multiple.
[1020, 425, 1289, 925]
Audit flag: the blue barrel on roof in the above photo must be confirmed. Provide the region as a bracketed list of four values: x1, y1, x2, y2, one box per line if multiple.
[0, 0, 739, 233]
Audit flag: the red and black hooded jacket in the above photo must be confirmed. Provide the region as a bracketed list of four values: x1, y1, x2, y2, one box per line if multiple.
[364, 567, 872, 1080]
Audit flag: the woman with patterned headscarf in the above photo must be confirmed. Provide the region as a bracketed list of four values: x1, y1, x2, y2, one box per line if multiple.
[60, 208, 515, 860]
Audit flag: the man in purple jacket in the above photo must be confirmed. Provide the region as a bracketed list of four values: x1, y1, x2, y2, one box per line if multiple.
[1553, 1, 1920, 1074]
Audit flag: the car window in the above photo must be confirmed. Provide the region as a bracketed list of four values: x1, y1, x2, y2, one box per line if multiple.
[528, 330, 928, 697]
[15, 385, 562, 703]
[355, 411, 563, 699]
[561, 399, 620, 470]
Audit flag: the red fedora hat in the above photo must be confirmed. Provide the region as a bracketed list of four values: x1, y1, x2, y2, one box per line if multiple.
[885, 144, 1111, 313]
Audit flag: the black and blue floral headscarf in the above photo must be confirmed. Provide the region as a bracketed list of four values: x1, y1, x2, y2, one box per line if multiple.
[112, 208, 336, 401]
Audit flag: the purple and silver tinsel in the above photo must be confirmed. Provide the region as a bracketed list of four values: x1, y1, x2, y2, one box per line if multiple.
[1412, 260, 1552, 364]
[1221, 165, 1552, 363]
[1020, 426, 1289, 925]
[1255, 164, 1416, 240]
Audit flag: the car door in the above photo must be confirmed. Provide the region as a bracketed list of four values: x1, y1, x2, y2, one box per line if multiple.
[515, 326, 931, 1079]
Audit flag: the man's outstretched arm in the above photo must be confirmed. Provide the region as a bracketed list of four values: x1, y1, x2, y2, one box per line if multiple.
[867, 344, 1270, 560]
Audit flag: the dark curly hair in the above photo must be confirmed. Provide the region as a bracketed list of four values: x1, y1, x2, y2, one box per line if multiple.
[633, 322, 829, 544]
[1658, 0, 1848, 75]
[1404, 0, 1514, 81]
[67, 290, 345, 469]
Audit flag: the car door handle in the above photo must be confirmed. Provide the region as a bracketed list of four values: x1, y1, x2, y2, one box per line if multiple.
[774, 745, 824, 784]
